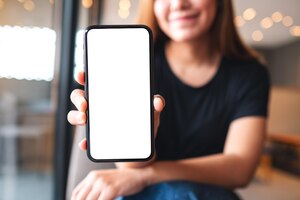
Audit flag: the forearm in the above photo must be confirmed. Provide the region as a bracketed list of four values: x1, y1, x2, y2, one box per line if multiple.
[139, 118, 265, 188]
[142, 153, 257, 189]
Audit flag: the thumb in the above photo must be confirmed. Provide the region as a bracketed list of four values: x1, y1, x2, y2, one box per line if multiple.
[154, 95, 165, 112]
[153, 95, 165, 138]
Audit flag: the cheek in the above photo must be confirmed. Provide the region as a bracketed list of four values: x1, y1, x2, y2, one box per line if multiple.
[154, 1, 173, 38]
[154, 2, 168, 26]
[200, 1, 217, 28]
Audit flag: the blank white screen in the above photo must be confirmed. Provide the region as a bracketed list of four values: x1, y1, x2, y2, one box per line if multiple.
[86, 27, 152, 160]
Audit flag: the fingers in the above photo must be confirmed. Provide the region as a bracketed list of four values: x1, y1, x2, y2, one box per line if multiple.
[78, 138, 87, 151]
[71, 89, 87, 112]
[69, 86, 87, 126]
[73, 183, 92, 200]
[71, 178, 88, 200]
[86, 186, 101, 200]
[153, 94, 165, 112]
[75, 70, 85, 86]
[153, 95, 165, 138]
[67, 110, 86, 125]
[98, 189, 115, 200]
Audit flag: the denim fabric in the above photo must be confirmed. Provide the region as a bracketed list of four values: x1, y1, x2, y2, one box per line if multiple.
[116, 181, 241, 200]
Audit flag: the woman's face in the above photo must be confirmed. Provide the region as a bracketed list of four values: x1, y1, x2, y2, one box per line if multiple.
[154, 0, 217, 42]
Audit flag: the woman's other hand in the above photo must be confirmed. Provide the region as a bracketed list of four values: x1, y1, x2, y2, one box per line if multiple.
[71, 168, 148, 200]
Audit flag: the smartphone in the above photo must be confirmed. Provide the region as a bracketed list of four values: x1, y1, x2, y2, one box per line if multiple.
[84, 25, 154, 162]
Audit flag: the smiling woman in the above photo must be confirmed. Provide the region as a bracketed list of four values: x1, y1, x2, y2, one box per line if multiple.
[66, 0, 300, 199]
[68, 0, 270, 200]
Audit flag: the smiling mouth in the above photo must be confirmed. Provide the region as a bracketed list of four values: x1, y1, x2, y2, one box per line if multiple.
[169, 13, 199, 23]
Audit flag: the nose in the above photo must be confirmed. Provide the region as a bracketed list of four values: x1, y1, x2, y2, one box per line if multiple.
[170, 0, 191, 11]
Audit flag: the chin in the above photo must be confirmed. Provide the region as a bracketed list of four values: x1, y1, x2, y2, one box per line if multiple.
[170, 31, 203, 43]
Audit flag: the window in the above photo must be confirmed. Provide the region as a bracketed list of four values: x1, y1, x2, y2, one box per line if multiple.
[0, 26, 55, 81]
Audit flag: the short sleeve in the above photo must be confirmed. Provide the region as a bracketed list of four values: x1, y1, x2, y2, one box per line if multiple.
[231, 64, 270, 121]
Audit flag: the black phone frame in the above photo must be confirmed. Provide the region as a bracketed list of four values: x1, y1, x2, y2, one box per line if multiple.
[84, 25, 155, 162]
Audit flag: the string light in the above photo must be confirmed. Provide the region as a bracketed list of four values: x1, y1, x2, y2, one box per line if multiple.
[118, 9, 129, 19]
[282, 16, 293, 27]
[118, 0, 131, 19]
[272, 11, 283, 23]
[24, 0, 35, 11]
[252, 30, 263, 42]
[119, 0, 131, 10]
[234, 16, 245, 27]
[82, 0, 93, 9]
[260, 17, 273, 29]
[290, 26, 300, 37]
[234, 7, 299, 42]
[243, 8, 256, 21]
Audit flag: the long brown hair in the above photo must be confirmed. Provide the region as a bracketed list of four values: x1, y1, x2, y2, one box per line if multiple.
[136, 0, 259, 61]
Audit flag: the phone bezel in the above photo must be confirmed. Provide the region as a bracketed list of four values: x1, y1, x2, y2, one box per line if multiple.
[84, 25, 154, 162]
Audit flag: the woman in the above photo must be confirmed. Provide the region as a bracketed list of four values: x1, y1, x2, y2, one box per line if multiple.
[68, 0, 270, 199]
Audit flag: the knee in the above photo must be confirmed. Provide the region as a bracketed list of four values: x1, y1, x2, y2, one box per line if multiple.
[120, 181, 240, 200]
[153, 181, 241, 200]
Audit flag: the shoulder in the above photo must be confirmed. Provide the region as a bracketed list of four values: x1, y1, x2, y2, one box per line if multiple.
[220, 57, 270, 108]
[223, 57, 271, 120]
[222, 57, 270, 85]
[223, 56, 269, 75]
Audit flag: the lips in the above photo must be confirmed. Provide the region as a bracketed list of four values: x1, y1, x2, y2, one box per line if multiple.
[169, 13, 200, 22]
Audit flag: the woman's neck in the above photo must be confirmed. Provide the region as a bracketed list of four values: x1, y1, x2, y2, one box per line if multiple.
[164, 36, 221, 88]
[166, 36, 217, 68]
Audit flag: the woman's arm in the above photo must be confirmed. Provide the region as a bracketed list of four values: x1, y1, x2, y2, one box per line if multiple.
[68, 72, 266, 187]
[70, 116, 266, 200]
[140, 116, 266, 189]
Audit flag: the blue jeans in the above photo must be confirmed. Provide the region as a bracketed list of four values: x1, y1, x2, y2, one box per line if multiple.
[117, 181, 241, 200]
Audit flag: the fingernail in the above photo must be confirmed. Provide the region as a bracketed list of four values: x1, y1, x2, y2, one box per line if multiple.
[154, 97, 159, 105]
[76, 98, 83, 108]
[76, 112, 83, 122]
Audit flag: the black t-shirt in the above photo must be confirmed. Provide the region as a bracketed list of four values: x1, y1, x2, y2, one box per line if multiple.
[154, 44, 270, 161]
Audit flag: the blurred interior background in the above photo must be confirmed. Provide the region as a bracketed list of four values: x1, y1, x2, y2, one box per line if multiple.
[0, 0, 299, 200]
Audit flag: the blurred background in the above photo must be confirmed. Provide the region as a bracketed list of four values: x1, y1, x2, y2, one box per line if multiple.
[0, 0, 299, 200]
